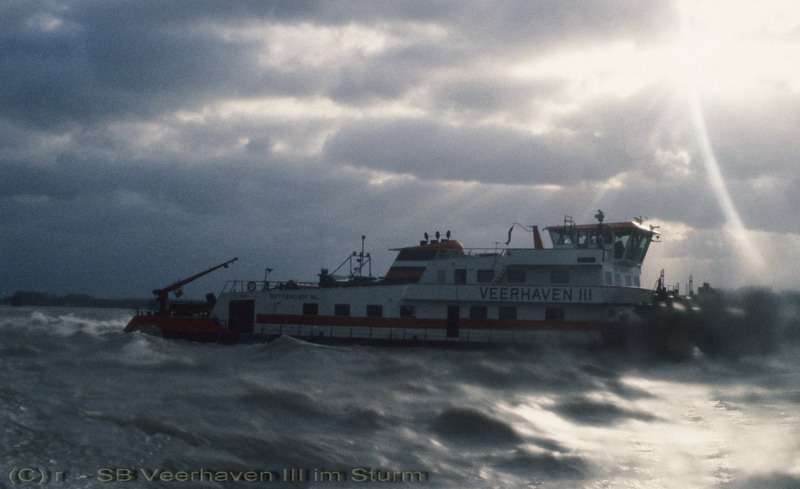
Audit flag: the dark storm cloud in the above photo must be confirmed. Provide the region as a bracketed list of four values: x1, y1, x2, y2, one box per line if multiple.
[0, 0, 677, 131]
[0, 152, 355, 295]
[285, 0, 677, 105]
[427, 77, 567, 117]
[325, 118, 630, 185]
[0, 1, 262, 129]
[323, 0, 677, 48]
[724, 473, 800, 489]
[2, 0, 799, 296]
[0, 156, 235, 216]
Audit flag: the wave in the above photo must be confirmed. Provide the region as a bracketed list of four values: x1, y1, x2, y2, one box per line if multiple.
[2, 302, 800, 488]
[431, 407, 521, 446]
[606, 287, 800, 361]
[552, 395, 660, 425]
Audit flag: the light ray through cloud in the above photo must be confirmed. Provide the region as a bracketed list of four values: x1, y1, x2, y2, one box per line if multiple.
[679, 3, 768, 279]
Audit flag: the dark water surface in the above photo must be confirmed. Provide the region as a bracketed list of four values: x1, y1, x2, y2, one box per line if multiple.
[2, 292, 800, 488]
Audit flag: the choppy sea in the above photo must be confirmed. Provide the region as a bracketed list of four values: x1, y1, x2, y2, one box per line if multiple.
[2, 288, 800, 489]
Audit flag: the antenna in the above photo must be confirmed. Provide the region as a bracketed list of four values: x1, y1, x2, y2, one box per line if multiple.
[329, 235, 373, 280]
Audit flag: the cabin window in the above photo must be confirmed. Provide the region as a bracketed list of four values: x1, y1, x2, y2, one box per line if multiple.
[625, 275, 632, 286]
[577, 230, 589, 247]
[477, 269, 495, 283]
[599, 229, 612, 247]
[470, 306, 488, 319]
[400, 305, 417, 318]
[614, 273, 621, 285]
[550, 269, 570, 284]
[613, 230, 632, 259]
[367, 305, 383, 317]
[605, 271, 613, 285]
[545, 307, 565, 321]
[334, 304, 350, 316]
[396, 248, 441, 261]
[454, 269, 467, 284]
[625, 232, 642, 260]
[549, 229, 575, 245]
[303, 303, 318, 315]
[506, 269, 526, 284]
[499, 306, 517, 320]
[633, 276, 640, 287]
[634, 231, 651, 262]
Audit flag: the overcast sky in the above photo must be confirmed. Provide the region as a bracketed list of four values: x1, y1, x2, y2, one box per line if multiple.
[2, 0, 800, 298]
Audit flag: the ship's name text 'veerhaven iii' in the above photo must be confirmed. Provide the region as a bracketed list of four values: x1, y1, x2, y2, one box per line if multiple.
[478, 286, 592, 302]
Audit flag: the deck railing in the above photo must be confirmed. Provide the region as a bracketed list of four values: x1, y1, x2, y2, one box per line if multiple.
[221, 280, 321, 293]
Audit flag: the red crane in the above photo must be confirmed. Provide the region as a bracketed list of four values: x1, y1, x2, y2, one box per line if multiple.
[152, 258, 238, 316]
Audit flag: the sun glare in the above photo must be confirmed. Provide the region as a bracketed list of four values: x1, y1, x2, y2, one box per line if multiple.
[674, 0, 800, 99]
[511, 0, 797, 282]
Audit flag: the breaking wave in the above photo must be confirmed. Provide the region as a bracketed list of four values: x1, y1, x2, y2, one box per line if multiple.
[607, 287, 800, 361]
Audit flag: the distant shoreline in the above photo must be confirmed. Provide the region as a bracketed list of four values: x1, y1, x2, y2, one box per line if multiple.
[3, 290, 155, 309]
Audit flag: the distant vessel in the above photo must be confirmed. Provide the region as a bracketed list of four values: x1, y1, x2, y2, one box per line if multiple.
[124, 210, 662, 344]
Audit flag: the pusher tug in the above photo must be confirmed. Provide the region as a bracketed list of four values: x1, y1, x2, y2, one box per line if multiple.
[124, 211, 661, 344]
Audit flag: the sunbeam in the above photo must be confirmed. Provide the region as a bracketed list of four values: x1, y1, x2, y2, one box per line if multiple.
[678, 2, 768, 279]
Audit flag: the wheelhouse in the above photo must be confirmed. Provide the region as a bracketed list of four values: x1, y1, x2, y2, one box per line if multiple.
[544, 220, 659, 265]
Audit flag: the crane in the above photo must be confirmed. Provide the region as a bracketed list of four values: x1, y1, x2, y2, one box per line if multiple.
[152, 258, 238, 316]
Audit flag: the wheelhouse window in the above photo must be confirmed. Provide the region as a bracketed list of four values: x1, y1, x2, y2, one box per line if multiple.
[367, 305, 383, 317]
[454, 269, 467, 284]
[549, 229, 575, 245]
[477, 269, 495, 283]
[303, 303, 318, 315]
[613, 229, 632, 259]
[334, 304, 350, 316]
[626, 229, 652, 262]
[549, 227, 612, 249]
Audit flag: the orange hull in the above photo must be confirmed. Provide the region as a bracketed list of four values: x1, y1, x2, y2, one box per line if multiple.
[124, 315, 239, 343]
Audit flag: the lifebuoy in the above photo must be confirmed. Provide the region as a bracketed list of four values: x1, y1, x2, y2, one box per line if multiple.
[247, 281, 257, 292]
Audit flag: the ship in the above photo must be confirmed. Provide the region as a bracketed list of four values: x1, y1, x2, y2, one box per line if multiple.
[124, 210, 662, 344]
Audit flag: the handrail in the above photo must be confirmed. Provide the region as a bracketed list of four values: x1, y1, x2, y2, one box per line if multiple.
[222, 280, 320, 293]
[431, 246, 612, 259]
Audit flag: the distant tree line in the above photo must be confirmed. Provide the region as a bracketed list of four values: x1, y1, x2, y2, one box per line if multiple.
[5, 290, 154, 309]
